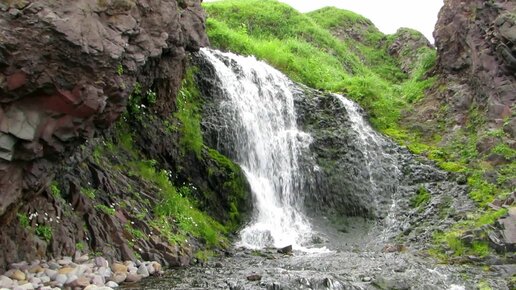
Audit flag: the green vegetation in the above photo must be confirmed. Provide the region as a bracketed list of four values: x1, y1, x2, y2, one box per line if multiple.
[17, 212, 30, 229]
[49, 181, 61, 198]
[431, 208, 508, 260]
[127, 82, 157, 118]
[175, 68, 203, 157]
[491, 143, 516, 159]
[478, 281, 493, 290]
[195, 249, 215, 263]
[81, 187, 97, 199]
[410, 186, 431, 208]
[204, 0, 435, 131]
[95, 204, 116, 216]
[207, 148, 249, 230]
[35, 225, 52, 242]
[117, 63, 124, 76]
[203, 0, 514, 263]
[125, 223, 146, 240]
[106, 123, 228, 248]
[76, 242, 85, 251]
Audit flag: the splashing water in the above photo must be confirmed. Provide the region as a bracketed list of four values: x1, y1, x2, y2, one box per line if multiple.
[200, 48, 313, 249]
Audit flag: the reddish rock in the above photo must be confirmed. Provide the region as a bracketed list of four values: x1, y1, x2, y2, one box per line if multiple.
[6, 71, 27, 91]
[0, 0, 208, 270]
[433, 0, 515, 124]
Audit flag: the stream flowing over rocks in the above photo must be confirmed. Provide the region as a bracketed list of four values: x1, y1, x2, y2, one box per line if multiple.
[119, 49, 513, 289]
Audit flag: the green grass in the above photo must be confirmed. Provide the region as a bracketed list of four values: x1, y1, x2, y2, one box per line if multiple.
[491, 143, 516, 159]
[95, 204, 116, 216]
[124, 224, 146, 240]
[175, 68, 203, 158]
[49, 181, 61, 198]
[81, 187, 97, 199]
[116, 133, 227, 247]
[195, 249, 215, 263]
[204, 0, 435, 132]
[76, 242, 85, 251]
[431, 208, 508, 260]
[410, 186, 431, 208]
[17, 212, 30, 229]
[35, 225, 52, 242]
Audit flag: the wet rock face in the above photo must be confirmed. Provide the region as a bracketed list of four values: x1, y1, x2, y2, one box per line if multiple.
[434, 0, 515, 124]
[292, 88, 400, 219]
[0, 0, 208, 216]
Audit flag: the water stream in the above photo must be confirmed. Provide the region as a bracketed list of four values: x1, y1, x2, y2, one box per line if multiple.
[201, 49, 314, 249]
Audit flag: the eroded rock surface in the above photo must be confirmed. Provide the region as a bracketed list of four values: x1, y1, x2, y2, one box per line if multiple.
[427, 0, 515, 127]
[0, 0, 209, 269]
[388, 28, 433, 76]
[0, 0, 208, 216]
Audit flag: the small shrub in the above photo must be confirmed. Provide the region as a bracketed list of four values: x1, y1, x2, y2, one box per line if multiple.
[95, 204, 116, 216]
[76, 242, 85, 251]
[410, 186, 431, 208]
[438, 161, 466, 172]
[17, 213, 30, 229]
[49, 181, 61, 198]
[81, 187, 96, 199]
[35, 225, 52, 242]
[125, 224, 145, 240]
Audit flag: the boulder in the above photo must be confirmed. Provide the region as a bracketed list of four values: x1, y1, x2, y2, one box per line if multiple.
[277, 245, 293, 255]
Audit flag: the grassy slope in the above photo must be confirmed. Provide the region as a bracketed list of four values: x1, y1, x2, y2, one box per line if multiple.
[203, 0, 514, 261]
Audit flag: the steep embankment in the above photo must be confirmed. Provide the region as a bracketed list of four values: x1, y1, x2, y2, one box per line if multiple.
[203, 0, 515, 264]
[0, 0, 251, 275]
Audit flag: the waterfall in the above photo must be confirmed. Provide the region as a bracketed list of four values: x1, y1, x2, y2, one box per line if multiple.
[333, 94, 401, 234]
[200, 48, 313, 249]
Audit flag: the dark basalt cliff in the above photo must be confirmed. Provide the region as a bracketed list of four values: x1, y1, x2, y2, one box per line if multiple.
[0, 0, 253, 271]
[0, 0, 208, 217]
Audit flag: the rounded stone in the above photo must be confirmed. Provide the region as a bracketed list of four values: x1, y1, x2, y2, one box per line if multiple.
[111, 263, 127, 274]
[57, 267, 75, 275]
[91, 274, 105, 286]
[54, 274, 67, 285]
[10, 270, 26, 281]
[0, 276, 13, 288]
[65, 274, 78, 284]
[94, 257, 109, 268]
[152, 262, 162, 273]
[105, 281, 119, 288]
[97, 266, 112, 278]
[110, 272, 126, 284]
[44, 269, 57, 280]
[66, 276, 90, 288]
[28, 265, 43, 274]
[137, 264, 149, 278]
[125, 273, 142, 283]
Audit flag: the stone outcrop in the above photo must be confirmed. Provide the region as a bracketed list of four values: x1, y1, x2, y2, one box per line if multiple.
[0, 0, 208, 216]
[0, 0, 217, 270]
[388, 28, 433, 76]
[432, 0, 515, 126]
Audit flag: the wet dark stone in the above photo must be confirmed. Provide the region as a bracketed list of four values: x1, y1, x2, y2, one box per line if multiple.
[246, 273, 262, 281]
[277, 245, 293, 255]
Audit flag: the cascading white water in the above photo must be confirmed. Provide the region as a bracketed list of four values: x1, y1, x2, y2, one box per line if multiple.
[333, 94, 401, 235]
[200, 48, 313, 249]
